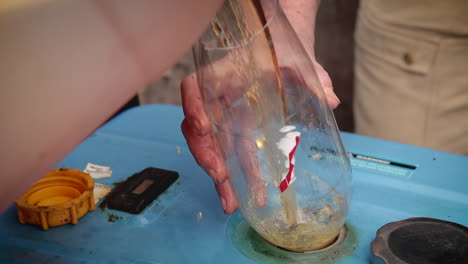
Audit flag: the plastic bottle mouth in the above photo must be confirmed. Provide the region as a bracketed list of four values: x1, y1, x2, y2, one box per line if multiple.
[262, 226, 348, 254]
[305, 227, 348, 253]
[228, 212, 358, 263]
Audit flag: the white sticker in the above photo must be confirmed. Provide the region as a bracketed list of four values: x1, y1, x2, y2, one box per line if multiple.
[93, 183, 112, 204]
[84, 163, 112, 179]
[276, 126, 301, 192]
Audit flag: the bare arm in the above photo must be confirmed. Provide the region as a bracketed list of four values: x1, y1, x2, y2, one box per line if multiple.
[0, 0, 223, 211]
[279, 0, 336, 102]
[279, 0, 320, 58]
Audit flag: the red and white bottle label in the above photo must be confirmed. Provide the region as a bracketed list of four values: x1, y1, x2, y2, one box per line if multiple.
[276, 126, 301, 192]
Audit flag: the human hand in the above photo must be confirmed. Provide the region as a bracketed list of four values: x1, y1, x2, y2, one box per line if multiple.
[181, 59, 339, 214]
[278, 0, 339, 108]
[181, 0, 338, 214]
[181, 73, 238, 214]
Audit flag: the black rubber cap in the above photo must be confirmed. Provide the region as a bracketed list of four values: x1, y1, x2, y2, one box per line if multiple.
[372, 217, 468, 264]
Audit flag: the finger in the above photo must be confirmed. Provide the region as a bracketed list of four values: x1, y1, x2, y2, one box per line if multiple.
[237, 135, 267, 208]
[236, 111, 268, 208]
[281, 66, 340, 109]
[313, 61, 340, 109]
[215, 181, 239, 214]
[323, 88, 340, 110]
[181, 73, 211, 136]
[313, 61, 333, 90]
[181, 119, 228, 184]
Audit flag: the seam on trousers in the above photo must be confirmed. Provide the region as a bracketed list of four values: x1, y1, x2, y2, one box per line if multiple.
[422, 41, 442, 147]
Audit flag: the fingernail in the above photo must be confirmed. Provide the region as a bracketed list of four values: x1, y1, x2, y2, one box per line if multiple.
[329, 91, 340, 103]
[220, 197, 227, 212]
[327, 92, 340, 107]
[332, 93, 340, 104]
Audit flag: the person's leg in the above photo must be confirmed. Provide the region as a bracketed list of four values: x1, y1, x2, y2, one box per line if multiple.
[353, 7, 468, 155]
[353, 10, 438, 148]
[423, 37, 468, 155]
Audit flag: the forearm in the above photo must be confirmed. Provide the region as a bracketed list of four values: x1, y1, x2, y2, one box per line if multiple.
[279, 0, 320, 58]
[0, 0, 223, 211]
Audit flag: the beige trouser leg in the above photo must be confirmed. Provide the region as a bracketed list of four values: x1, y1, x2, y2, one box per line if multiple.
[353, 9, 468, 155]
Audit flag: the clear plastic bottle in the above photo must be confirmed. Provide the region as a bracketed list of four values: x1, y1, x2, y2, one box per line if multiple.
[193, 0, 351, 252]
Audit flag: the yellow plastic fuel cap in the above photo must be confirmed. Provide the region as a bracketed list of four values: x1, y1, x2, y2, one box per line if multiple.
[16, 168, 95, 230]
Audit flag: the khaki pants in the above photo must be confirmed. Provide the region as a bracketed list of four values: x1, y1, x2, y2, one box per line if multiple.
[353, 4, 468, 155]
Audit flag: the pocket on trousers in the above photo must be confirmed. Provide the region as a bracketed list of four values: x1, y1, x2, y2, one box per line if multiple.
[354, 15, 439, 75]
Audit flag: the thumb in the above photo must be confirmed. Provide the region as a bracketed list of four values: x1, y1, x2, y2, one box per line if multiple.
[313, 61, 340, 109]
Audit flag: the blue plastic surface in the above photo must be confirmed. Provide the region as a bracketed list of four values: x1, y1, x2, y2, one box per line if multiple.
[1, 105, 467, 263]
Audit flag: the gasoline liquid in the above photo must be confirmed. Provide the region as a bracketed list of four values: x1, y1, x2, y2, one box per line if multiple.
[245, 189, 346, 252]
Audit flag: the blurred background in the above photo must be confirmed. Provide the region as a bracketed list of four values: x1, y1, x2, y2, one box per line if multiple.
[138, 0, 359, 132]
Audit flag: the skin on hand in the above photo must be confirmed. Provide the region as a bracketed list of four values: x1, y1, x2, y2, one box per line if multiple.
[181, 72, 239, 213]
[181, 68, 339, 214]
[181, 0, 339, 214]
[0, 0, 224, 212]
